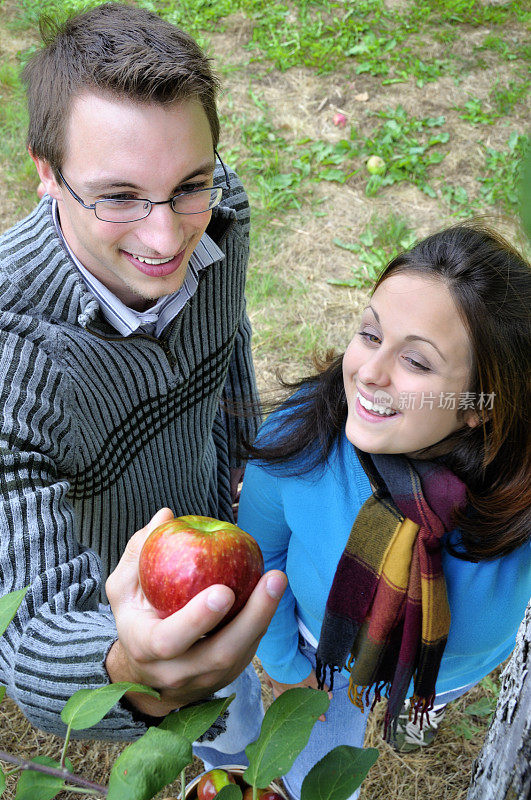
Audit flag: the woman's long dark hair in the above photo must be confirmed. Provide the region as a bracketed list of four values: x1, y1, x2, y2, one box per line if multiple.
[245, 224, 531, 561]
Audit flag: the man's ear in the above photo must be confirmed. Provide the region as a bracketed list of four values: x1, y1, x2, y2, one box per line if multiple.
[29, 150, 62, 200]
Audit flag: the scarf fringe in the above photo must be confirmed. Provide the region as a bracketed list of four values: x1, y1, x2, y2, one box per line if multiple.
[347, 678, 390, 713]
[410, 692, 436, 729]
[315, 658, 340, 692]
[383, 691, 437, 741]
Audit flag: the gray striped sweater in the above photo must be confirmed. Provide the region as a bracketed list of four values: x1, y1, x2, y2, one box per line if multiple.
[0, 168, 260, 739]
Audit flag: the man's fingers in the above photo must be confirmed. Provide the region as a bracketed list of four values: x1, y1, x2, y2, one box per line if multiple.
[146, 584, 237, 659]
[106, 507, 174, 603]
[219, 569, 287, 644]
[120, 507, 174, 566]
[142, 569, 286, 662]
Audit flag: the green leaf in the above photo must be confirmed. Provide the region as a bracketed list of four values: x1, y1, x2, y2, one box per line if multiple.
[320, 168, 347, 183]
[0, 685, 6, 704]
[0, 767, 5, 793]
[452, 186, 468, 205]
[61, 682, 160, 730]
[453, 718, 481, 740]
[479, 674, 500, 697]
[0, 587, 29, 636]
[107, 727, 192, 800]
[520, 144, 531, 238]
[244, 688, 329, 789]
[359, 230, 375, 247]
[327, 278, 363, 287]
[159, 694, 234, 742]
[301, 745, 379, 800]
[215, 785, 243, 800]
[333, 238, 359, 253]
[465, 696, 495, 717]
[14, 756, 72, 800]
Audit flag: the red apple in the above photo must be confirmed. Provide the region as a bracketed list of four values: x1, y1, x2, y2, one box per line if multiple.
[197, 769, 236, 800]
[332, 112, 347, 128]
[138, 515, 264, 623]
[242, 789, 284, 800]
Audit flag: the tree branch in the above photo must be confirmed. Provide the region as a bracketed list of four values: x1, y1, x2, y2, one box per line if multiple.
[0, 749, 108, 795]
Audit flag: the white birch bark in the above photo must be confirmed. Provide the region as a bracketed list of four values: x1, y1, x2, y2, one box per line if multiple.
[467, 598, 531, 800]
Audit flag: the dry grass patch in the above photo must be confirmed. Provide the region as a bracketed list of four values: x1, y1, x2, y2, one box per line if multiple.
[0, 2, 527, 798]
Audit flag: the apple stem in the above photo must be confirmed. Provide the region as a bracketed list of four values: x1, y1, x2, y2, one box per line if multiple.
[180, 767, 186, 800]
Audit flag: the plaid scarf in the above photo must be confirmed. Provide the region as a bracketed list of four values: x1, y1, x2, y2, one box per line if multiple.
[315, 449, 467, 738]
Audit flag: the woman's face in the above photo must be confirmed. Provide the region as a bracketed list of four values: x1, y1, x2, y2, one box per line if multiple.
[343, 272, 478, 457]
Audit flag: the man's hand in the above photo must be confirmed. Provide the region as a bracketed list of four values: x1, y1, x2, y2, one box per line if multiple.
[263, 669, 332, 722]
[105, 508, 287, 717]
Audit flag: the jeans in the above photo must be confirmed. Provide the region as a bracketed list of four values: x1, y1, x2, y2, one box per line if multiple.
[192, 644, 368, 800]
[194, 642, 476, 800]
[281, 638, 370, 800]
[192, 662, 262, 770]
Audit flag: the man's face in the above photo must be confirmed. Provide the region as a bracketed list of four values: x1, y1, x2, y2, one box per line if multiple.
[35, 93, 216, 310]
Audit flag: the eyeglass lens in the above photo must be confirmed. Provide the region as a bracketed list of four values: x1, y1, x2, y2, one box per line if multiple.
[94, 187, 222, 222]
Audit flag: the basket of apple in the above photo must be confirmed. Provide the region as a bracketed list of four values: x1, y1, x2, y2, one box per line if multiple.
[186, 765, 287, 799]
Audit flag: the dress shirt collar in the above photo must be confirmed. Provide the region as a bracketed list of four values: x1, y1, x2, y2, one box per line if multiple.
[52, 199, 224, 337]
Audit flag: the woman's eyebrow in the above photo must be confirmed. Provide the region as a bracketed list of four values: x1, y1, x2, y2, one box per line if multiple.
[404, 334, 446, 361]
[367, 305, 446, 361]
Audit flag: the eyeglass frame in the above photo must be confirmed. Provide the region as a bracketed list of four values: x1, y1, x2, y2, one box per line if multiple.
[55, 149, 231, 223]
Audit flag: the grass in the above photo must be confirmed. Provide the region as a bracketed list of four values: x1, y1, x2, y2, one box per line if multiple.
[349, 106, 450, 198]
[476, 32, 529, 61]
[0, 1, 529, 798]
[491, 79, 530, 116]
[0, 58, 35, 202]
[478, 132, 529, 210]
[330, 213, 418, 288]
[0, 0, 528, 352]
[1, 0, 528, 215]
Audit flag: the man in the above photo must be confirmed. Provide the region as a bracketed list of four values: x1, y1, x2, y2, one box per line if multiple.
[0, 1, 286, 753]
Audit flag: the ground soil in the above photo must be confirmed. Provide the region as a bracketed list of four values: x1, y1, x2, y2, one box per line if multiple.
[0, 2, 528, 798]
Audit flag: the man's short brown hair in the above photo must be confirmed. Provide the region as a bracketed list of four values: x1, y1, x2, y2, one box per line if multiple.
[23, 2, 221, 173]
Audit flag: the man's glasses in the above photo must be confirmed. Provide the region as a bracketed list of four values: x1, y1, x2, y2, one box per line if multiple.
[56, 151, 230, 224]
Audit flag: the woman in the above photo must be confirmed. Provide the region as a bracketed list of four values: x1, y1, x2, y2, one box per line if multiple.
[237, 224, 530, 800]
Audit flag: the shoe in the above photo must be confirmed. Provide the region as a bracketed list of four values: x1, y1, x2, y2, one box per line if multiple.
[388, 699, 447, 752]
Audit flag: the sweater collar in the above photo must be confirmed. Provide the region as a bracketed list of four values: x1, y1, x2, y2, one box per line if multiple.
[1, 195, 236, 329]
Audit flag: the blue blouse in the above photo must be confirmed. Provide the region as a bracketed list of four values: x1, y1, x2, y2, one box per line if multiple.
[238, 426, 531, 695]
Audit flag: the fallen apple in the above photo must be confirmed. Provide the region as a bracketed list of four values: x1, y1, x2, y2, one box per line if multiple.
[197, 768, 236, 800]
[138, 515, 264, 623]
[366, 155, 386, 175]
[333, 111, 347, 128]
[242, 788, 284, 800]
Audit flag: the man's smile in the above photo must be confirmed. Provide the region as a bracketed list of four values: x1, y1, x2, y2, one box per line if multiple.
[132, 254, 174, 265]
[121, 247, 187, 277]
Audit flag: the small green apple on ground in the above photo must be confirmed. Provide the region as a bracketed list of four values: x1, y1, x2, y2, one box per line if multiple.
[197, 768, 236, 800]
[366, 155, 386, 175]
[138, 515, 264, 623]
